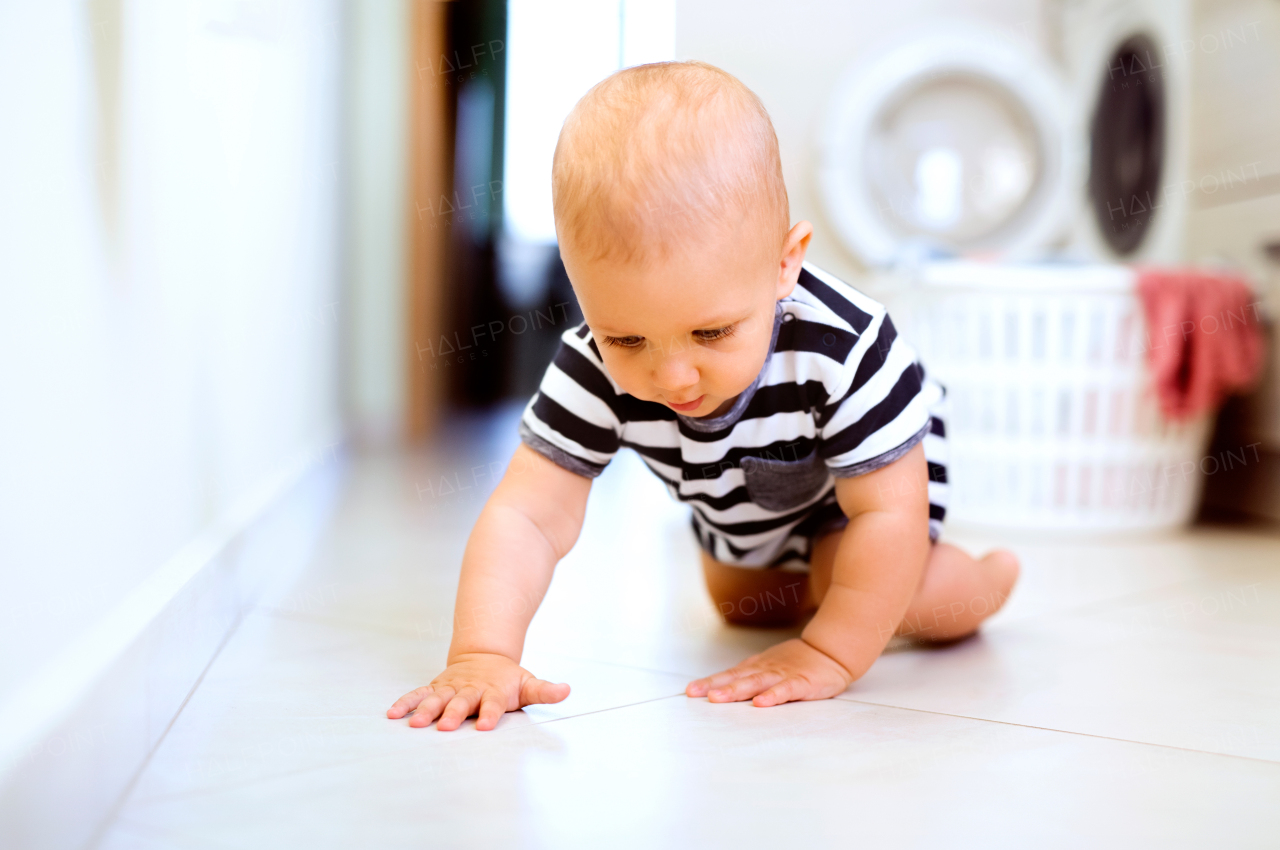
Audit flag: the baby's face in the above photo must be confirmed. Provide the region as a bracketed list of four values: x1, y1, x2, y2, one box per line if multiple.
[563, 231, 794, 418]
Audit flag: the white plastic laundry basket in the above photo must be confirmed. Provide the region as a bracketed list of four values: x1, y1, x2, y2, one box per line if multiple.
[895, 261, 1213, 534]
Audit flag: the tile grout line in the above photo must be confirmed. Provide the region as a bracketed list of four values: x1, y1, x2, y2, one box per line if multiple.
[244, 612, 1280, 762]
[527, 689, 1280, 769]
[205, 610, 1280, 766]
[114, 687, 1278, 815]
[523, 692, 688, 729]
[87, 606, 252, 850]
[836, 697, 1280, 766]
[532, 648, 706, 680]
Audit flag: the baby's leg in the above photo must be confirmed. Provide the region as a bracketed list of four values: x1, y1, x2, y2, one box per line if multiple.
[899, 542, 1019, 640]
[700, 552, 813, 628]
[701, 535, 1018, 638]
[809, 533, 1019, 641]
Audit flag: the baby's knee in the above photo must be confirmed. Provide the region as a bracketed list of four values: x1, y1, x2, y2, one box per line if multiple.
[716, 593, 803, 627]
[715, 587, 808, 627]
[702, 559, 811, 628]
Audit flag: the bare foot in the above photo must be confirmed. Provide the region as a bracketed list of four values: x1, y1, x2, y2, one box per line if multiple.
[894, 543, 1021, 643]
[981, 548, 1020, 614]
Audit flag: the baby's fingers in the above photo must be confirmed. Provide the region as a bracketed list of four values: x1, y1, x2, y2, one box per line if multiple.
[752, 677, 812, 707]
[707, 670, 785, 703]
[475, 690, 506, 731]
[519, 677, 570, 708]
[387, 686, 431, 719]
[407, 686, 454, 727]
[686, 668, 745, 697]
[436, 687, 482, 732]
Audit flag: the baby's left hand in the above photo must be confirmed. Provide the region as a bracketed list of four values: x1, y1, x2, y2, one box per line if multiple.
[685, 638, 854, 707]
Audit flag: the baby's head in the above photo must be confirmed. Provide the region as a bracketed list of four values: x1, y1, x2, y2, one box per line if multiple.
[553, 61, 811, 417]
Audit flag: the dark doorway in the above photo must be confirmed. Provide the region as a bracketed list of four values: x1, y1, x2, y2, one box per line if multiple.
[436, 0, 582, 410]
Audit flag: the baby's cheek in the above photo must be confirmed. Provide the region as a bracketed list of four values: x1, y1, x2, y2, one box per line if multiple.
[602, 357, 649, 399]
[717, 350, 768, 395]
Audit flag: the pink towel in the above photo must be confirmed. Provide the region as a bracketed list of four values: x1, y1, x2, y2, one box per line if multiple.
[1136, 267, 1265, 421]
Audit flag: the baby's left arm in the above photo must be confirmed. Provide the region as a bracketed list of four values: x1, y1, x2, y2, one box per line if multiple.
[686, 443, 931, 706]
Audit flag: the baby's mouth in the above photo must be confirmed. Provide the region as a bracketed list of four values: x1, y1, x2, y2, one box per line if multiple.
[666, 395, 705, 413]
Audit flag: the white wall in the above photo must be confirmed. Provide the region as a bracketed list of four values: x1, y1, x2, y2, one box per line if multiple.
[1185, 0, 1280, 453]
[1188, 0, 1280, 194]
[344, 0, 408, 442]
[0, 0, 343, 704]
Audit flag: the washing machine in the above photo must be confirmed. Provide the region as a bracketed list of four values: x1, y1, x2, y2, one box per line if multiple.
[813, 0, 1191, 267]
[1060, 0, 1191, 264]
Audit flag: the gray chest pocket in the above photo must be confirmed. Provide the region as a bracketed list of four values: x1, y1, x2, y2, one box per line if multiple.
[740, 448, 832, 512]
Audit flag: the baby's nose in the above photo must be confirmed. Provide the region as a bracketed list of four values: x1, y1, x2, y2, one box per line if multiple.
[651, 354, 699, 393]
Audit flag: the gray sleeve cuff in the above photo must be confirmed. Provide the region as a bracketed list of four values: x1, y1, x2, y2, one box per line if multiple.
[518, 421, 606, 479]
[828, 420, 931, 479]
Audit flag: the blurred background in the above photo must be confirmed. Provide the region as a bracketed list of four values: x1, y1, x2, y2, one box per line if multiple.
[2, 0, 1279, 845]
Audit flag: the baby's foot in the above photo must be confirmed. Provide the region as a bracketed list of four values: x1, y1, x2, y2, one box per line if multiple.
[981, 549, 1020, 614]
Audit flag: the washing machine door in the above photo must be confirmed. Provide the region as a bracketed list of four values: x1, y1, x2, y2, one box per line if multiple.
[819, 25, 1076, 267]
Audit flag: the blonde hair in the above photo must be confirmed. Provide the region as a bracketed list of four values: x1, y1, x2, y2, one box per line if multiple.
[551, 61, 789, 265]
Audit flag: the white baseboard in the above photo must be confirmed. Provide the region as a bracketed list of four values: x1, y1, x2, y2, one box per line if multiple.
[0, 438, 345, 850]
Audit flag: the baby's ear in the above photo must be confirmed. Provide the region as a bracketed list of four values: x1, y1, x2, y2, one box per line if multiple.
[777, 221, 813, 298]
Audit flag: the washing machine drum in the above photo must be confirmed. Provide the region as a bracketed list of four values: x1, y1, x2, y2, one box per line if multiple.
[819, 26, 1076, 266]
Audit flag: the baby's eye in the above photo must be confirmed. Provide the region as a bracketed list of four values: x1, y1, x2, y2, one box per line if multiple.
[603, 335, 645, 349]
[693, 324, 736, 342]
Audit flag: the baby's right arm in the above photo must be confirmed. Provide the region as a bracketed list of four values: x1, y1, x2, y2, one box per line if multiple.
[386, 444, 592, 730]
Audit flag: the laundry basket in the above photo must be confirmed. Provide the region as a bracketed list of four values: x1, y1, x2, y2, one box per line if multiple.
[894, 261, 1214, 534]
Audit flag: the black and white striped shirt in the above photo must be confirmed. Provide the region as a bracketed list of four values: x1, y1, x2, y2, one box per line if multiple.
[520, 265, 949, 567]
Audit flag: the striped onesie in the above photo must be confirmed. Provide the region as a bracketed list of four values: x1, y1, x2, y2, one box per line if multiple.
[519, 264, 949, 571]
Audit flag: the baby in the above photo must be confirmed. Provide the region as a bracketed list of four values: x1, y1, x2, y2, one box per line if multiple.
[388, 61, 1019, 731]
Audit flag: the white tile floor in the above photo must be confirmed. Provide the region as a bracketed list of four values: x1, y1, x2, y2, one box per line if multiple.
[98, 407, 1280, 848]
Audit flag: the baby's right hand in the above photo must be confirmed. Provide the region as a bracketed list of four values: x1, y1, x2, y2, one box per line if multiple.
[386, 652, 570, 731]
